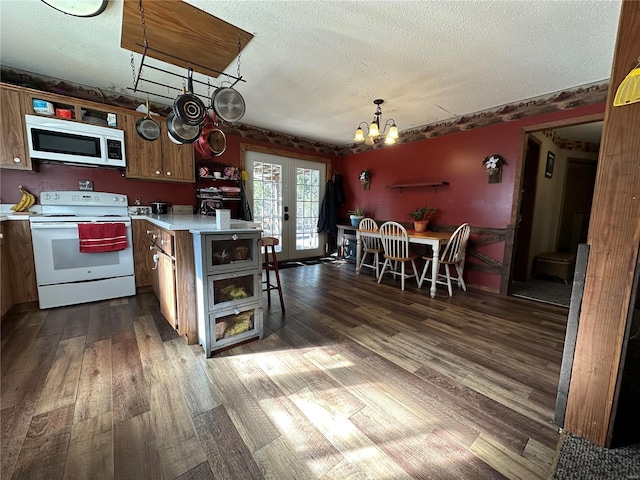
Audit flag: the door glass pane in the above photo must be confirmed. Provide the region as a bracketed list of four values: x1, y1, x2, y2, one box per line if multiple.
[252, 161, 283, 251]
[295, 167, 320, 251]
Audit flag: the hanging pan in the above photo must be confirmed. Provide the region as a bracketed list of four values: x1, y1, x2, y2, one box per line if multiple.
[196, 112, 226, 158]
[166, 111, 201, 144]
[136, 98, 160, 141]
[173, 68, 207, 126]
[211, 84, 246, 122]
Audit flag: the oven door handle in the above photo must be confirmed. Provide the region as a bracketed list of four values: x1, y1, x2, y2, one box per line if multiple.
[30, 222, 131, 229]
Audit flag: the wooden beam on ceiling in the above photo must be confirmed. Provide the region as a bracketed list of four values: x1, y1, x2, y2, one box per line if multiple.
[121, 0, 253, 78]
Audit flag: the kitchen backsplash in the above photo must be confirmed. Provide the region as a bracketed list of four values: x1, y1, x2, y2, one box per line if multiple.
[1, 162, 195, 206]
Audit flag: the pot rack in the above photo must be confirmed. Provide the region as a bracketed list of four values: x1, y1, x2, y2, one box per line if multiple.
[127, 42, 246, 104]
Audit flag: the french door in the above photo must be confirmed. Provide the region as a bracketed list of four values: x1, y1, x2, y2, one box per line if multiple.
[246, 151, 326, 261]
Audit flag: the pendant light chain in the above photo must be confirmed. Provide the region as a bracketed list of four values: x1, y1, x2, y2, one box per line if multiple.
[237, 36, 242, 78]
[130, 52, 136, 88]
[138, 0, 148, 48]
[130, 0, 149, 90]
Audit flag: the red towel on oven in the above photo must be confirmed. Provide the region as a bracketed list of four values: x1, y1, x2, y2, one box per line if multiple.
[78, 222, 128, 253]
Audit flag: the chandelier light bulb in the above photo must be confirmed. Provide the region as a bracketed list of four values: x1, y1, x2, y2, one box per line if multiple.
[384, 135, 396, 145]
[369, 121, 379, 138]
[354, 127, 365, 142]
[364, 135, 375, 146]
[388, 124, 399, 139]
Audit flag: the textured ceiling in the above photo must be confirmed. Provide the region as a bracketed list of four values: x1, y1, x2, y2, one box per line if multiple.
[0, 0, 621, 146]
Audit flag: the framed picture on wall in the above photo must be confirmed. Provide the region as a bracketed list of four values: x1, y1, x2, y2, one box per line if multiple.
[545, 151, 555, 178]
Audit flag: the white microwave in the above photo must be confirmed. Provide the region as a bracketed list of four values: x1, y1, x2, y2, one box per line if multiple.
[25, 114, 126, 168]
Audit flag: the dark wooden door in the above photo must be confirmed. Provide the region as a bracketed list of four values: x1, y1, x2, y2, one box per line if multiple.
[557, 159, 597, 253]
[512, 136, 540, 281]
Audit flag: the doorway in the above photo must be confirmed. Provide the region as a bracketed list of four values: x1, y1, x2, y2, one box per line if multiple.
[509, 119, 602, 306]
[245, 150, 326, 261]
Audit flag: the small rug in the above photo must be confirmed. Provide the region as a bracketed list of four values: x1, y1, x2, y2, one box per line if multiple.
[278, 261, 305, 269]
[511, 278, 572, 307]
[553, 432, 640, 479]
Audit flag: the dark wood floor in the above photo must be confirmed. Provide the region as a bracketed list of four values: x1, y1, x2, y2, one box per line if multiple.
[1, 261, 569, 479]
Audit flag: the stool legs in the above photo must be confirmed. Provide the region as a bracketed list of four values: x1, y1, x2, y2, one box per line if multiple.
[263, 245, 285, 313]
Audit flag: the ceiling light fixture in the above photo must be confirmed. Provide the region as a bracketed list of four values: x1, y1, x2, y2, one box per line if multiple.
[41, 0, 108, 17]
[613, 56, 640, 107]
[354, 99, 399, 146]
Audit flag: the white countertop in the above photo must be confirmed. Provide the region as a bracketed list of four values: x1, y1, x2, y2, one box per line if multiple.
[141, 213, 261, 232]
[0, 205, 261, 233]
[0, 204, 42, 221]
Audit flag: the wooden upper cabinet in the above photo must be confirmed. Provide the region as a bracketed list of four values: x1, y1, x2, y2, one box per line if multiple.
[0, 86, 31, 170]
[123, 112, 163, 180]
[160, 121, 195, 183]
[123, 111, 195, 183]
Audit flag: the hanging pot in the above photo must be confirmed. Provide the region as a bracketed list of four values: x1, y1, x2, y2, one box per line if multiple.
[211, 85, 246, 122]
[136, 99, 160, 141]
[196, 113, 227, 158]
[173, 68, 206, 126]
[193, 133, 209, 157]
[166, 111, 201, 144]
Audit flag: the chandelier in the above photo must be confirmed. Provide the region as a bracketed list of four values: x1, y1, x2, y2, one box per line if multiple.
[353, 99, 399, 146]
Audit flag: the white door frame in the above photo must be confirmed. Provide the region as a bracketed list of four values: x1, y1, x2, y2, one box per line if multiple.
[241, 144, 332, 261]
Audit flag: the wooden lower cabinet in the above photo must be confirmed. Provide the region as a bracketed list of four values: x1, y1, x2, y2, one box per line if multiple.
[1, 224, 14, 317]
[132, 219, 154, 288]
[134, 219, 198, 344]
[4, 221, 38, 305]
[157, 250, 177, 329]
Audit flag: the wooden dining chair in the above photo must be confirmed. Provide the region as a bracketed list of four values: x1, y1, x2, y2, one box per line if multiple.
[418, 223, 471, 296]
[378, 221, 420, 291]
[358, 217, 384, 278]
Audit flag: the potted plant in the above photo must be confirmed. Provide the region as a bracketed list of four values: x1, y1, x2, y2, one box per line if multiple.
[408, 206, 437, 232]
[349, 207, 366, 227]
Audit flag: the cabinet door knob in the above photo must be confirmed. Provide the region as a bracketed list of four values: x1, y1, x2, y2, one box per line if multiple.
[146, 230, 152, 234]
[13, 157, 21, 163]
[155, 170, 161, 175]
[166, 171, 172, 176]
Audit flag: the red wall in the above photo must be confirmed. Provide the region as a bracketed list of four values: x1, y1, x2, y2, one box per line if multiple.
[337, 103, 605, 291]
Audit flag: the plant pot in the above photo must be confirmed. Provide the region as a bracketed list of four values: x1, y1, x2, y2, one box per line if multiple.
[350, 215, 364, 227]
[413, 220, 428, 232]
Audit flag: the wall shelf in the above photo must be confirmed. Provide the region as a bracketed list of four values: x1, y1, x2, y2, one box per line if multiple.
[386, 181, 449, 193]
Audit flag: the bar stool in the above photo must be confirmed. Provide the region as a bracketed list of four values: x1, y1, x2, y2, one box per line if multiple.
[258, 237, 285, 313]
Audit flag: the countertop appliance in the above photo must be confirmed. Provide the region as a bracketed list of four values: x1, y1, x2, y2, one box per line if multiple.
[25, 114, 126, 168]
[150, 201, 170, 215]
[29, 191, 135, 309]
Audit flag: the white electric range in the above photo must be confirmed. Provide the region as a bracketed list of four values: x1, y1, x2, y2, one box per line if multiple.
[29, 191, 136, 309]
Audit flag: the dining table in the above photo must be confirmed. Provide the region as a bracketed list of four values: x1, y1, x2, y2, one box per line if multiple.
[355, 228, 451, 298]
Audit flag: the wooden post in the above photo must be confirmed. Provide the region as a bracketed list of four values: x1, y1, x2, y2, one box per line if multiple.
[564, 0, 640, 446]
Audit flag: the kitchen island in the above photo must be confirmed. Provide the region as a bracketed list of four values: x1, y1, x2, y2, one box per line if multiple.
[131, 213, 261, 349]
[191, 227, 264, 357]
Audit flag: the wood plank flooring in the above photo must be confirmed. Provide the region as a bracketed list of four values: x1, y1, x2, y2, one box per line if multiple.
[1, 262, 568, 479]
